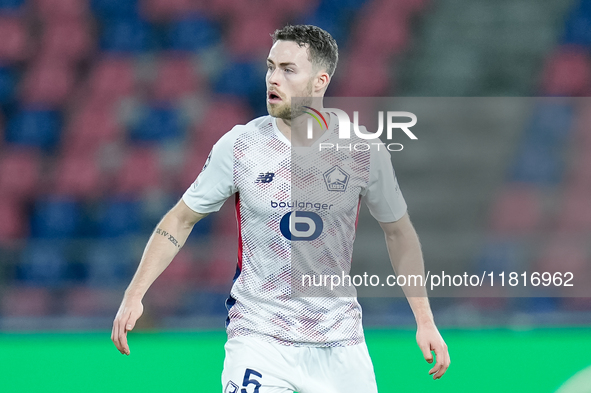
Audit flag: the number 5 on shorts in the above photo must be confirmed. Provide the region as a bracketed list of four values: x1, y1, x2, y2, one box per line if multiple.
[241, 368, 262, 393]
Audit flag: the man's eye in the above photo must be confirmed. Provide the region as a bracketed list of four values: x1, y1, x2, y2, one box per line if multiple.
[285, 68, 293, 73]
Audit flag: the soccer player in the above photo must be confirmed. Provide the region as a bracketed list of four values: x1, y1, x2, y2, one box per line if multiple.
[112, 25, 450, 392]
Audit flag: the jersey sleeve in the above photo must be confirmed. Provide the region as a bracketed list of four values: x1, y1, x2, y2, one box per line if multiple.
[361, 143, 407, 222]
[182, 130, 238, 214]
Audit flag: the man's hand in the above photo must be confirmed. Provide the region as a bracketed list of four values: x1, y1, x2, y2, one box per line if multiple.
[416, 322, 450, 380]
[111, 297, 144, 355]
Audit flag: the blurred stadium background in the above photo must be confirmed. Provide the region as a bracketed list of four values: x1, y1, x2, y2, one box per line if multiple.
[0, 0, 590, 392]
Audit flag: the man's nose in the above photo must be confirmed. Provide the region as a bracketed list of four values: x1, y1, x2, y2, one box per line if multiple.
[267, 68, 281, 85]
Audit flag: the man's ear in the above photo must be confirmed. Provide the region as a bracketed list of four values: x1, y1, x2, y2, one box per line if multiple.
[314, 71, 331, 93]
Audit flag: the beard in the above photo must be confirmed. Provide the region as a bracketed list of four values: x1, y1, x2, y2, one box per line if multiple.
[267, 79, 314, 120]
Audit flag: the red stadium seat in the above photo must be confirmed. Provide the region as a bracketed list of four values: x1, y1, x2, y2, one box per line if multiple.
[225, 10, 281, 57]
[0, 17, 31, 63]
[0, 198, 27, 243]
[64, 287, 122, 316]
[556, 188, 591, 231]
[88, 57, 136, 102]
[336, 56, 392, 97]
[62, 98, 123, 154]
[20, 60, 75, 107]
[0, 286, 52, 316]
[0, 148, 41, 200]
[53, 153, 104, 199]
[38, 20, 93, 62]
[540, 47, 591, 96]
[192, 98, 252, 150]
[536, 235, 588, 277]
[116, 147, 162, 195]
[151, 55, 201, 101]
[33, 0, 89, 22]
[141, 0, 200, 21]
[179, 147, 209, 190]
[213, 200, 238, 237]
[351, 14, 409, 57]
[573, 99, 591, 149]
[489, 185, 543, 233]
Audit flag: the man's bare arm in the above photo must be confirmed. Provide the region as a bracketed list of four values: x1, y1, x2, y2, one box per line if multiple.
[379, 213, 450, 379]
[111, 199, 207, 355]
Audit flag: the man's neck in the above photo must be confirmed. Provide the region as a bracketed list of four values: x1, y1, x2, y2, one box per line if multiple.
[276, 111, 329, 147]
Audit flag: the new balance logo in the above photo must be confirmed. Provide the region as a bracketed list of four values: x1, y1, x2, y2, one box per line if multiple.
[255, 172, 275, 183]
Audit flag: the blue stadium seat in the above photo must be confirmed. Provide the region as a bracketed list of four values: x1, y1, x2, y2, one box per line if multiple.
[214, 60, 263, 99]
[30, 197, 81, 239]
[91, 0, 138, 18]
[188, 213, 213, 239]
[167, 15, 220, 52]
[97, 198, 141, 238]
[510, 143, 564, 185]
[5, 108, 61, 150]
[129, 105, 183, 142]
[476, 237, 528, 274]
[0, 0, 24, 10]
[524, 101, 574, 145]
[17, 241, 68, 287]
[0, 67, 16, 104]
[563, 8, 591, 47]
[100, 17, 155, 53]
[85, 240, 134, 287]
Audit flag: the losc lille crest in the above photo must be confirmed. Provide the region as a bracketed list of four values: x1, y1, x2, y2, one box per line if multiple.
[323, 165, 350, 192]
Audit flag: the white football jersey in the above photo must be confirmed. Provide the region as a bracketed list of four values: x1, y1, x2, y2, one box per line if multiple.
[182, 113, 407, 347]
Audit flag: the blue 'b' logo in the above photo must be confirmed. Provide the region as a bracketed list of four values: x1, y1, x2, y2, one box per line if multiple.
[280, 211, 323, 241]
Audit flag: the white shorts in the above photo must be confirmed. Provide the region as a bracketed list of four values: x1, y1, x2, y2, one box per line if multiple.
[221, 336, 379, 393]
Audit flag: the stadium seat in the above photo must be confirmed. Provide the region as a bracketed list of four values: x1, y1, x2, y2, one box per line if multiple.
[0, 198, 27, 242]
[84, 240, 134, 287]
[62, 98, 123, 154]
[16, 241, 68, 287]
[225, 11, 281, 58]
[489, 185, 542, 234]
[563, 6, 591, 47]
[34, 0, 89, 22]
[53, 153, 103, 199]
[0, 16, 30, 63]
[0, 286, 52, 316]
[213, 60, 264, 100]
[0, 148, 41, 199]
[556, 188, 591, 231]
[141, 0, 199, 22]
[30, 197, 81, 238]
[129, 105, 184, 142]
[151, 56, 201, 101]
[535, 235, 587, 276]
[20, 60, 75, 107]
[540, 47, 591, 96]
[510, 142, 563, 185]
[192, 98, 252, 150]
[115, 147, 162, 195]
[0, 66, 17, 104]
[38, 20, 93, 62]
[351, 13, 409, 56]
[64, 287, 122, 316]
[5, 108, 61, 150]
[91, 0, 138, 19]
[523, 100, 574, 145]
[88, 56, 136, 101]
[97, 197, 141, 237]
[179, 147, 209, 190]
[336, 56, 391, 96]
[476, 237, 528, 274]
[100, 17, 154, 53]
[166, 14, 221, 52]
[0, 0, 24, 11]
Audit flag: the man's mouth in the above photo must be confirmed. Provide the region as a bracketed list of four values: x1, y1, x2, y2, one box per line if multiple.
[267, 91, 282, 104]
